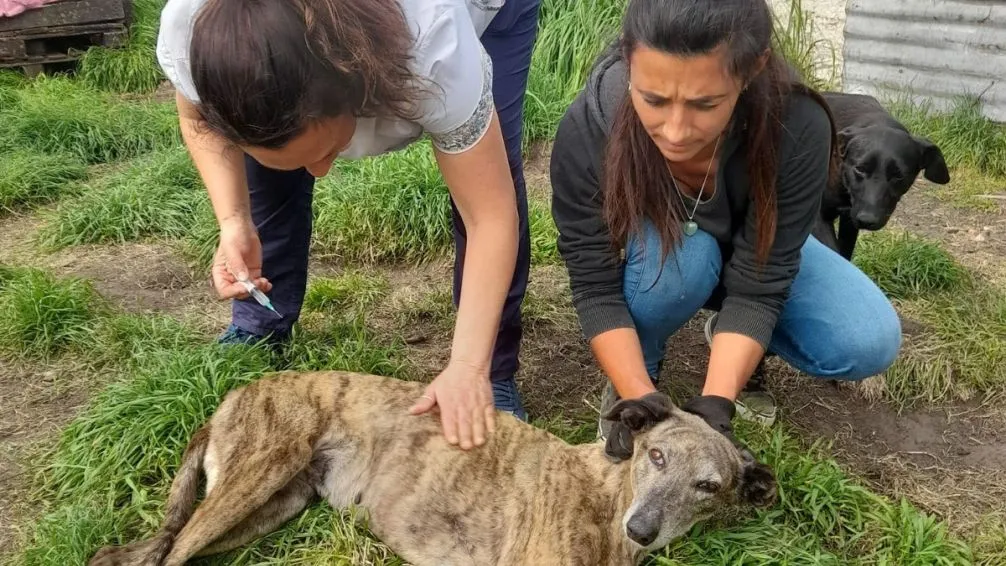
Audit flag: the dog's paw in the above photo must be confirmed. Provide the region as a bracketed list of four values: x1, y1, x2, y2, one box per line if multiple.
[87, 540, 165, 566]
[88, 545, 131, 566]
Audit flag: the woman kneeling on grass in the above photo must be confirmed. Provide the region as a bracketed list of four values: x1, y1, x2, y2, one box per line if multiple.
[550, 0, 903, 444]
[155, 0, 542, 448]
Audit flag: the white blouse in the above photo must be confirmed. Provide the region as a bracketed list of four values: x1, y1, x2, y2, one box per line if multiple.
[156, 0, 505, 158]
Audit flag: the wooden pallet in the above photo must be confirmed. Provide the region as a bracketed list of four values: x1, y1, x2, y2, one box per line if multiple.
[0, 0, 131, 76]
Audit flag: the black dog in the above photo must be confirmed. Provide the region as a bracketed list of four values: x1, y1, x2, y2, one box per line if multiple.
[815, 92, 951, 259]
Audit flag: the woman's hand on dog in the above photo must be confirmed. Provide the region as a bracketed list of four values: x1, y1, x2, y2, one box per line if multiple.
[409, 359, 496, 450]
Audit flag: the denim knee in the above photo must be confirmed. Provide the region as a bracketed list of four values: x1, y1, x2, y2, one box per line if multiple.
[624, 225, 722, 375]
[791, 302, 902, 381]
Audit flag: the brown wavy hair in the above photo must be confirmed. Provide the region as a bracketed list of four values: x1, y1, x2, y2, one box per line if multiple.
[601, 0, 839, 264]
[188, 0, 427, 149]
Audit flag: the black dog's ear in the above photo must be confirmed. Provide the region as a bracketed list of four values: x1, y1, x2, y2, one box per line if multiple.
[601, 392, 674, 461]
[835, 126, 859, 155]
[602, 392, 674, 433]
[737, 449, 778, 508]
[914, 136, 950, 184]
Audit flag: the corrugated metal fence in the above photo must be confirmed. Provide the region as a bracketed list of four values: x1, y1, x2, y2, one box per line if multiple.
[843, 0, 1006, 122]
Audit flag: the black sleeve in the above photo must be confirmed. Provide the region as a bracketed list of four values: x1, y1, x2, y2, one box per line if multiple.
[550, 102, 634, 341]
[713, 95, 833, 348]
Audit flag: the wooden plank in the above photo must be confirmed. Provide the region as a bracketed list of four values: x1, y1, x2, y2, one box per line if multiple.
[0, 37, 26, 59]
[0, 0, 126, 34]
[0, 21, 125, 40]
[0, 24, 126, 65]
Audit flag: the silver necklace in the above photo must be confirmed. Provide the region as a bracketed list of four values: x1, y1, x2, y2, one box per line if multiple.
[667, 134, 721, 237]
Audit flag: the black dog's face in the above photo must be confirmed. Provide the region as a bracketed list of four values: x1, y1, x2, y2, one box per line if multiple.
[838, 125, 950, 230]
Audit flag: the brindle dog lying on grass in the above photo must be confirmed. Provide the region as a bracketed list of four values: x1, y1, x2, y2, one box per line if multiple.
[88, 370, 777, 566]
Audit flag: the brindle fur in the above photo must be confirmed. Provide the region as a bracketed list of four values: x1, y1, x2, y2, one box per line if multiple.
[88, 371, 777, 566]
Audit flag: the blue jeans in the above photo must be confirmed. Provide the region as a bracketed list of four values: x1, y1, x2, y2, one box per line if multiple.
[232, 0, 541, 390]
[623, 225, 902, 380]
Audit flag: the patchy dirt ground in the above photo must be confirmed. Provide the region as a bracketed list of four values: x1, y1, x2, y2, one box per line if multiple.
[2, 153, 1006, 558]
[890, 177, 1006, 285]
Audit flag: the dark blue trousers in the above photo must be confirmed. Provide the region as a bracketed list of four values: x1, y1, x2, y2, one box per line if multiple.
[233, 0, 541, 383]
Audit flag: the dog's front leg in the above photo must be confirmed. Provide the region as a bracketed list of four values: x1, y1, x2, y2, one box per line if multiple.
[837, 214, 859, 260]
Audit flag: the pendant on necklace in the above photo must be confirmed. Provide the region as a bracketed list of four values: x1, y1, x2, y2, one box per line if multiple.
[683, 221, 699, 236]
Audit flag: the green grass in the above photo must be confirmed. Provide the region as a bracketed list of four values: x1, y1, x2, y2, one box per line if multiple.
[853, 231, 1006, 405]
[771, 0, 838, 91]
[304, 271, 389, 315]
[924, 165, 1006, 213]
[529, 199, 560, 264]
[0, 149, 89, 214]
[0, 76, 179, 164]
[77, 0, 166, 93]
[888, 95, 1006, 179]
[0, 268, 101, 360]
[0, 69, 25, 115]
[853, 231, 969, 300]
[522, 0, 625, 150]
[312, 144, 453, 263]
[178, 195, 222, 272]
[36, 146, 203, 249]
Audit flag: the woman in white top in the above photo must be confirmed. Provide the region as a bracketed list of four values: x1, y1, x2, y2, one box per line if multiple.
[156, 0, 542, 449]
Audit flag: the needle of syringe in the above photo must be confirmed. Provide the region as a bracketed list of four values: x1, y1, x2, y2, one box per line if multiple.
[237, 279, 282, 318]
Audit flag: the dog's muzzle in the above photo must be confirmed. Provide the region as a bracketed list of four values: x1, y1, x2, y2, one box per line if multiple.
[625, 509, 662, 547]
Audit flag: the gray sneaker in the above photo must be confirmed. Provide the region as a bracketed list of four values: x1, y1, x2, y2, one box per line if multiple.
[597, 380, 620, 440]
[704, 313, 777, 426]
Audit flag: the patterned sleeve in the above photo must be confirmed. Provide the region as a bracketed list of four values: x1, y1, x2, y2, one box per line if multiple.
[414, 4, 496, 155]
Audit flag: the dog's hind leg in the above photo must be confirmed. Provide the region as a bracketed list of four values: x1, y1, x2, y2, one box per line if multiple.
[161, 439, 314, 566]
[195, 468, 319, 556]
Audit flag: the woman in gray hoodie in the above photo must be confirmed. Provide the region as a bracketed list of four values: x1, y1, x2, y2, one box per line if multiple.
[550, 0, 901, 448]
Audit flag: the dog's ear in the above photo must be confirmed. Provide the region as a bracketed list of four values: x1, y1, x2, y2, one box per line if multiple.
[913, 136, 950, 184]
[736, 448, 777, 508]
[602, 392, 674, 433]
[835, 126, 859, 155]
[601, 392, 674, 461]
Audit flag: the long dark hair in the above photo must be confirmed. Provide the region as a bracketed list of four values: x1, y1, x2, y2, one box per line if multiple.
[601, 0, 839, 264]
[188, 0, 426, 149]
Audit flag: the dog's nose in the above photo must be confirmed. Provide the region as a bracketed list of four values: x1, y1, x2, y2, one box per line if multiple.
[854, 210, 886, 230]
[625, 512, 660, 546]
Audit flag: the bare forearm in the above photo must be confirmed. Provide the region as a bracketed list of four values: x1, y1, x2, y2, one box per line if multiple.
[703, 332, 765, 400]
[176, 92, 250, 228]
[590, 328, 656, 399]
[450, 216, 517, 369]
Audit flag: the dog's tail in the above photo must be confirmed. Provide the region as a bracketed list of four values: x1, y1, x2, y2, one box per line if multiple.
[153, 425, 211, 556]
[88, 425, 211, 566]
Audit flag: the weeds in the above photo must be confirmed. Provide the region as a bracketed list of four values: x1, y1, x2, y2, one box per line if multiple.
[888, 95, 1006, 179]
[1, 76, 179, 164]
[852, 231, 1006, 405]
[304, 271, 389, 315]
[0, 150, 88, 214]
[78, 0, 166, 93]
[36, 146, 203, 249]
[312, 144, 453, 263]
[522, 0, 625, 149]
[771, 0, 838, 91]
[0, 268, 101, 360]
[853, 231, 969, 300]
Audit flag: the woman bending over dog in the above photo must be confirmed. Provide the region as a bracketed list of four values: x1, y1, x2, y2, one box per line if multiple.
[156, 0, 542, 448]
[550, 0, 903, 444]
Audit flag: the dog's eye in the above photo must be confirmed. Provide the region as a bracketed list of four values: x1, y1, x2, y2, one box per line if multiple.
[648, 448, 666, 468]
[695, 480, 720, 493]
